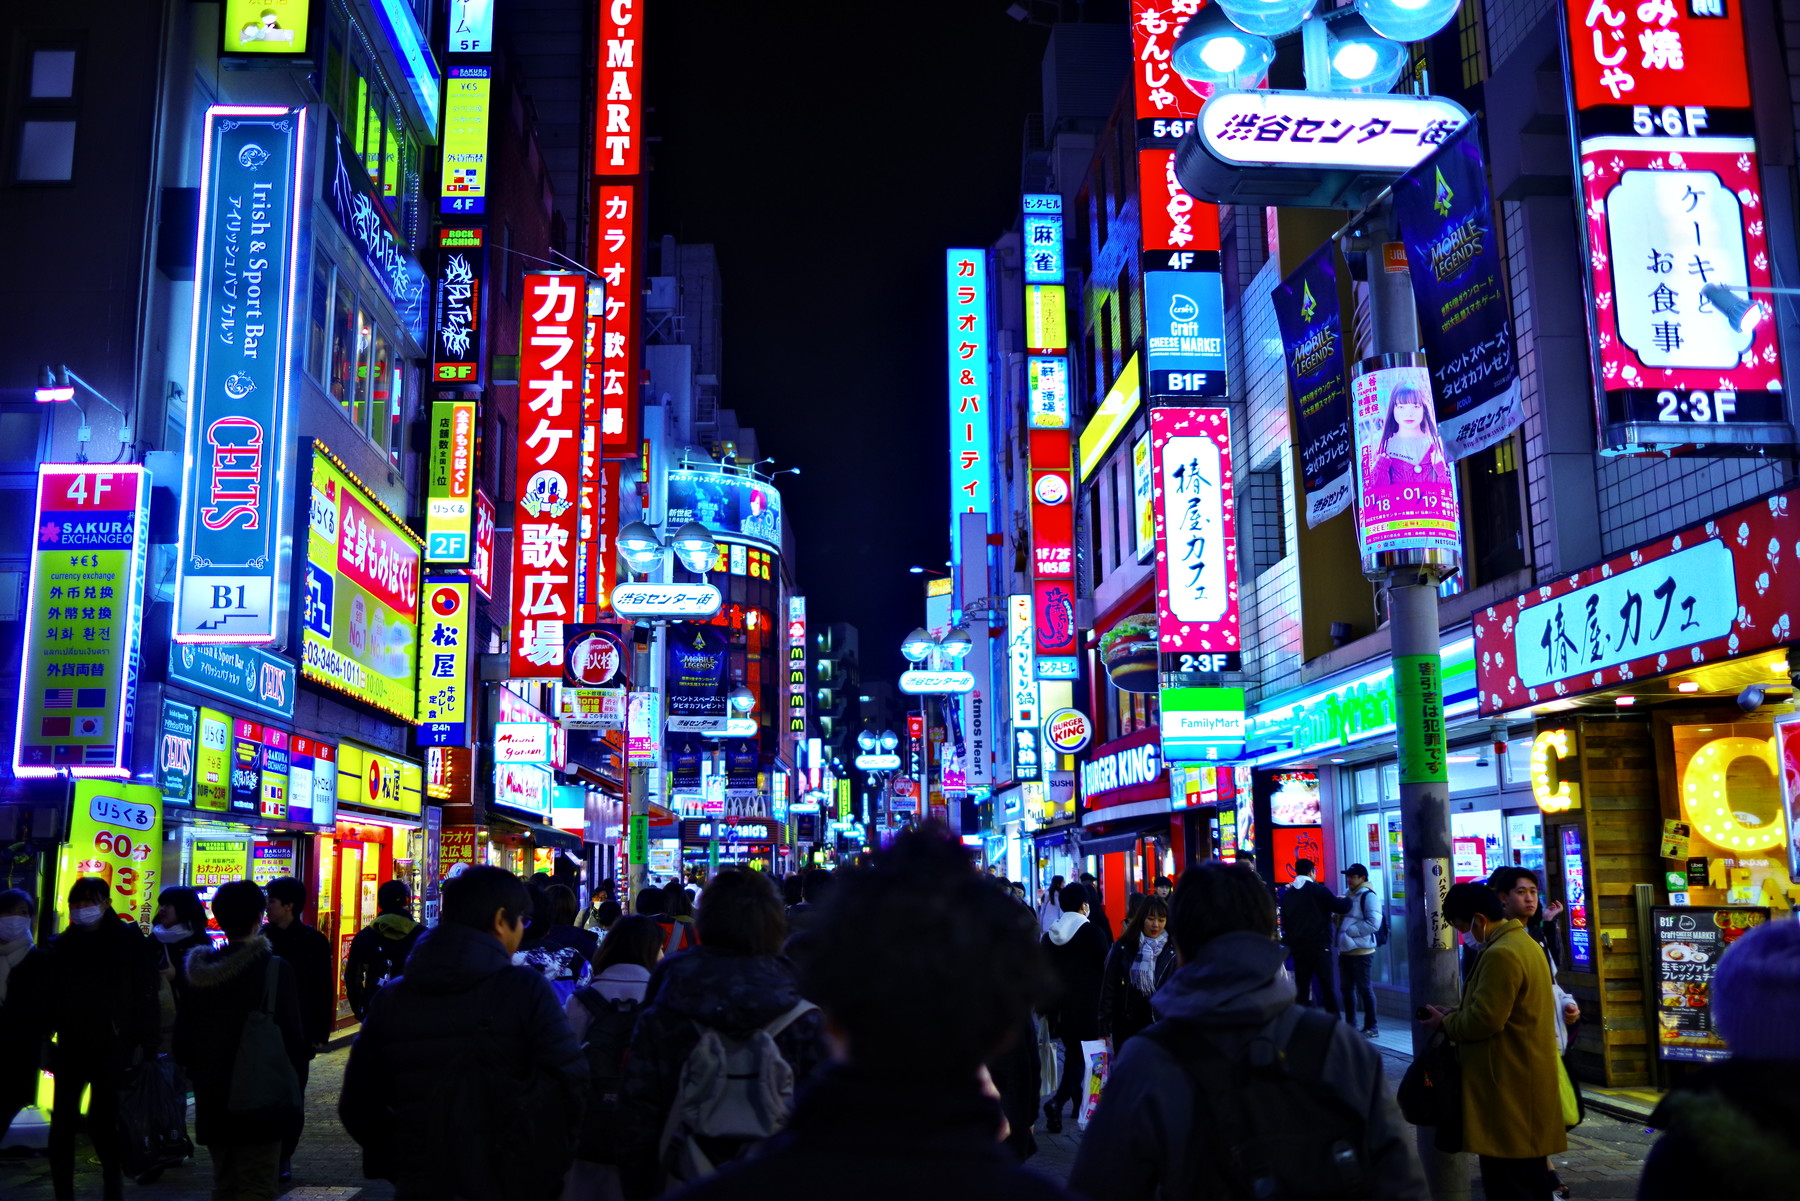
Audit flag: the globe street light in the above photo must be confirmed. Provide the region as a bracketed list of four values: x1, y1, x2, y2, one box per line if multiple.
[669, 521, 720, 573]
[728, 683, 756, 715]
[878, 729, 899, 752]
[857, 730, 878, 753]
[938, 626, 974, 661]
[901, 628, 937, 663]
[616, 520, 665, 576]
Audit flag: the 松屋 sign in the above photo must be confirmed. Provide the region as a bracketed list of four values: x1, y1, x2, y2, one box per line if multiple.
[1559, 0, 1785, 450]
[174, 106, 305, 645]
[15, 466, 151, 777]
[1150, 407, 1239, 668]
[416, 578, 472, 747]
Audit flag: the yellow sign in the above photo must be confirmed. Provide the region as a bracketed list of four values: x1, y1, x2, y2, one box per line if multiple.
[338, 742, 424, 817]
[440, 67, 491, 216]
[222, 0, 310, 54]
[195, 707, 232, 812]
[1079, 354, 1142, 481]
[1530, 728, 1580, 814]
[1026, 285, 1067, 353]
[1680, 735, 1785, 853]
[191, 839, 249, 889]
[60, 782, 163, 931]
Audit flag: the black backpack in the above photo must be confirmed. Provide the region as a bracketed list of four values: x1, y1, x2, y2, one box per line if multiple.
[572, 985, 643, 1162]
[1141, 1007, 1373, 1201]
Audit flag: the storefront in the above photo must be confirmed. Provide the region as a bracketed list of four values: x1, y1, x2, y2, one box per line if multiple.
[1473, 487, 1800, 1087]
[1077, 727, 1173, 922]
[678, 817, 778, 873]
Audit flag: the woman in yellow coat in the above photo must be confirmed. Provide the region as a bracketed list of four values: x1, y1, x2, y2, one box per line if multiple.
[1423, 883, 1567, 1201]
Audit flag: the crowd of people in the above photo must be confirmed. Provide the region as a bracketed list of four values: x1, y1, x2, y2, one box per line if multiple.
[0, 838, 1795, 1201]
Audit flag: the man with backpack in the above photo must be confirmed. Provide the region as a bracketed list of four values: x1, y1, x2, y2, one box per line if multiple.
[339, 866, 585, 1201]
[1070, 860, 1426, 1201]
[1337, 863, 1383, 1038]
[344, 880, 421, 1020]
[617, 868, 826, 1201]
[1278, 858, 1346, 1017]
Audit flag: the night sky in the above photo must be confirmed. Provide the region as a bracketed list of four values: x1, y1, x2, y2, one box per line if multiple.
[647, 2, 1058, 682]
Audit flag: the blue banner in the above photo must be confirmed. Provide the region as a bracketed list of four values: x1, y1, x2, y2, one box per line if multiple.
[666, 624, 727, 719]
[1144, 270, 1227, 397]
[1271, 245, 1353, 527]
[167, 643, 297, 722]
[1391, 119, 1524, 461]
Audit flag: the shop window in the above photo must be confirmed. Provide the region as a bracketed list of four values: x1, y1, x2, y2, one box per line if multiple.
[1669, 719, 1790, 901]
[350, 309, 374, 434]
[308, 261, 333, 383]
[1459, 430, 1527, 587]
[15, 46, 80, 183]
[323, 30, 345, 116]
[1246, 461, 1287, 576]
[328, 275, 356, 405]
[1446, 742, 1499, 795]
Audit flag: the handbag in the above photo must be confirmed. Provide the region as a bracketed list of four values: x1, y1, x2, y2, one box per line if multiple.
[1557, 1055, 1583, 1128]
[226, 957, 301, 1115]
[117, 1055, 193, 1180]
[1395, 1029, 1463, 1152]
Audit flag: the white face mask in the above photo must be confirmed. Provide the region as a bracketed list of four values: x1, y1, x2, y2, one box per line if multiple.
[153, 923, 193, 943]
[0, 915, 31, 942]
[70, 905, 104, 928]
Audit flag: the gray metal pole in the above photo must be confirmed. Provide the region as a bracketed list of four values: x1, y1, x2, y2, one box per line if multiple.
[1362, 206, 1469, 1201]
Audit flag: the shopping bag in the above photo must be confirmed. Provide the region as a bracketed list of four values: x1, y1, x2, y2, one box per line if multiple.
[1076, 1039, 1109, 1130]
[1036, 1015, 1059, 1100]
[1557, 1056, 1583, 1129]
[117, 1056, 192, 1180]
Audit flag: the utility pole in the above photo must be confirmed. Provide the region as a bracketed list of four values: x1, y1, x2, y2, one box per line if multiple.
[1357, 204, 1467, 1201]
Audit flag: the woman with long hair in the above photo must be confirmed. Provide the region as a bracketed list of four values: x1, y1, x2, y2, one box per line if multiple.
[1369, 386, 1450, 488]
[1037, 874, 1065, 936]
[1097, 895, 1174, 1048]
[563, 916, 664, 1201]
[152, 886, 211, 1001]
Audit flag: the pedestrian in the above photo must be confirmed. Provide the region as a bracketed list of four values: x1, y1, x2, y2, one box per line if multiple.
[42, 876, 160, 1201]
[1277, 857, 1344, 1015]
[343, 880, 421, 1020]
[1151, 875, 1173, 900]
[1421, 882, 1566, 1201]
[1337, 863, 1382, 1038]
[340, 865, 585, 1201]
[784, 867, 831, 934]
[1638, 918, 1800, 1201]
[150, 887, 211, 1001]
[1038, 881, 1109, 1134]
[617, 867, 826, 1200]
[517, 883, 599, 990]
[662, 882, 698, 948]
[660, 826, 1075, 1201]
[564, 915, 663, 1201]
[1078, 873, 1115, 942]
[1098, 896, 1173, 1049]
[0, 888, 50, 1143]
[263, 876, 335, 1182]
[578, 892, 620, 933]
[174, 880, 308, 1201]
[1069, 861, 1426, 1201]
[1036, 875, 1064, 935]
[1008, 881, 1029, 909]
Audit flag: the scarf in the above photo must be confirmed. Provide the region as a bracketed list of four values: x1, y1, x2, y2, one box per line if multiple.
[1131, 931, 1168, 996]
[0, 933, 34, 1005]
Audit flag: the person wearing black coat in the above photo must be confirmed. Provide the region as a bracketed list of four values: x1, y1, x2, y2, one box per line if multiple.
[174, 881, 308, 1201]
[0, 888, 50, 1144]
[43, 877, 160, 1201]
[1039, 882, 1110, 1133]
[263, 875, 334, 1180]
[1097, 896, 1175, 1048]
[339, 866, 585, 1201]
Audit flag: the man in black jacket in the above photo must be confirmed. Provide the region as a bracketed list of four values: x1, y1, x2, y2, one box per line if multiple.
[1040, 882, 1109, 1133]
[1277, 858, 1346, 1016]
[343, 880, 420, 1019]
[264, 875, 334, 1180]
[339, 865, 584, 1201]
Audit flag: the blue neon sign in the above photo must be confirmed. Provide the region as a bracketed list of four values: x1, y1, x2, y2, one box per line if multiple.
[1144, 269, 1227, 397]
[947, 250, 992, 561]
[1023, 212, 1065, 284]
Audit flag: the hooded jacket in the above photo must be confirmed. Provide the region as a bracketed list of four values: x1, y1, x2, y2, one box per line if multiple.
[339, 921, 586, 1201]
[1068, 932, 1428, 1201]
[1277, 876, 1340, 950]
[344, 910, 421, 1018]
[618, 947, 828, 1201]
[264, 918, 335, 1047]
[1639, 1059, 1800, 1201]
[663, 1063, 1078, 1201]
[173, 935, 308, 1146]
[1338, 884, 1381, 954]
[43, 910, 159, 1077]
[1041, 911, 1109, 1041]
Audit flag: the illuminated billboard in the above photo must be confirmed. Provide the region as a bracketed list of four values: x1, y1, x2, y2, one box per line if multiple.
[426, 400, 476, 562]
[440, 66, 490, 216]
[222, 0, 310, 54]
[946, 249, 992, 564]
[592, 185, 640, 456]
[432, 228, 485, 386]
[417, 578, 472, 747]
[174, 106, 305, 644]
[300, 443, 422, 721]
[1150, 407, 1240, 667]
[1144, 270, 1226, 397]
[1129, 0, 1210, 142]
[665, 470, 783, 548]
[595, 0, 644, 175]
[447, 0, 493, 53]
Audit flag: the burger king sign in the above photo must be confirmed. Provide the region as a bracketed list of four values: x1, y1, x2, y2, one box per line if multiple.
[1043, 708, 1093, 755]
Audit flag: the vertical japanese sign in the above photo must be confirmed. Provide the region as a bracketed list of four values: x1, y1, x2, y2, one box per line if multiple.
[1029, 429, 1075, 580]
[946, 250, 991, 566]
[447, 0, 492, 52]
[1348, 362, 1461, 565]
[469, 489, 495, 597]
[432, 228, 485, 386]
[1394, 654, 1447, 784]
[288, 736, 336, 825]
[511, 274, 584, 676]
[1130, 0, 1211, 141]
[426, 399, 476, 562]
[579, 281, 617, 620]
[594, 0, 643, 175]
[1272, 244, 1354, 526]
[1033, 579, 1079, 669]
[592, 185, 640, 456]
[1008, 595, 1041, 784]
[195, 708, 231, 811]
[1140, 147, 1226, 398]
[787, 596, 808, 738]
[1560, 0, 1783, 446]
[59, 781, 162, 931]
[1023, 194, 1073, 436]
[627, 690, 658, 765]
[15, 466, 151, 777]
[159, 700, 197, 803]
[1149, 407, 1239, 666]
[417, 578, 472, 746]
[440, 65, 490, 215]
[175, 105, 305, 644]
[259, 726, 289, 819]
[1390, 120, 1524, 459]
[1022, 195, 1065, 282]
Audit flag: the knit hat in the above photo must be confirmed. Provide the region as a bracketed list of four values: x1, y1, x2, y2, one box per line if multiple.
[1711, 919, 1800, 1061]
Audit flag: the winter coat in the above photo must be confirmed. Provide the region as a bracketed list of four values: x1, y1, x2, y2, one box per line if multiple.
[1338, 885, 1381, 954]
[344, 910, 421, 1018]
[1068, 931, 1428, 1201]
[265, 919, 335, 1047]
[987, 1015, 1042, 1163]
[173, 936, 308, 1146]
[43, 911, 160, 1079]
[1097, 933, 1175, 1045]
[564, 962, 651, 1042]
[1036, 895, 1062, 936]
[1041, 911, 1109, 1041]
[1638, 1058, 1800, 1201]
[339, 921, 586, 1201]
[1277, 876, 1341, 951]
[663, 1062, 1078, 1201]
[618, 947, 828, 1201]
[0, 939, 49, 1114]
[1441, 919, 1567, 1160]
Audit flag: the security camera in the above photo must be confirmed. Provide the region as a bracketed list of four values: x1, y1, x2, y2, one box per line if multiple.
[1737, 684, 1766, 714]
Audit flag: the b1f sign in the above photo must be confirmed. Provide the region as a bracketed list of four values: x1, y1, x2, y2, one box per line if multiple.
[175, 106, 305, 644]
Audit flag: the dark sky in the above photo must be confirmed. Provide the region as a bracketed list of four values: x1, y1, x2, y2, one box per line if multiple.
[646, 2, 1054, 681]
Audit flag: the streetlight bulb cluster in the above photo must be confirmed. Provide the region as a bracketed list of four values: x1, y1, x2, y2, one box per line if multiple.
[1169, 0, 1461, 90]
[900, 626, 973, 665]
[615, 519, 721, 577]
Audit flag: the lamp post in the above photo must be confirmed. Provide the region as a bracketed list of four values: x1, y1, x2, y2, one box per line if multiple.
[614, 518, 720, 904]
[857, 727, 901, 842]
[899, 627, 972, 828]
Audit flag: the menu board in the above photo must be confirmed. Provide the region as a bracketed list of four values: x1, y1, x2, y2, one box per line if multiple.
[1653, 906, 1769, 1062]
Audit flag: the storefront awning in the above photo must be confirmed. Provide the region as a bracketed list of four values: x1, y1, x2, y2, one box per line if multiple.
[1078, 812, 1172, 856]
[489, 813, 582, 851]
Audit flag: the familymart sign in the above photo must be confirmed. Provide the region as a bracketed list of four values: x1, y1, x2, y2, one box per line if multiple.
[1246, 639, 1476, 759]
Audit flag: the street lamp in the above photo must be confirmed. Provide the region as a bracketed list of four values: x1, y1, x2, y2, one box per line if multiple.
[615, 520, 721, 577]
[728, 683, 756, 715]
[669, 521, 720, 573]
[617, 520, 666, 576]
[1170, 3, 1276, 85]
[878, 729, 899, 753]
[938, 626, 974, 661]
[901, 627, 937, 663]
